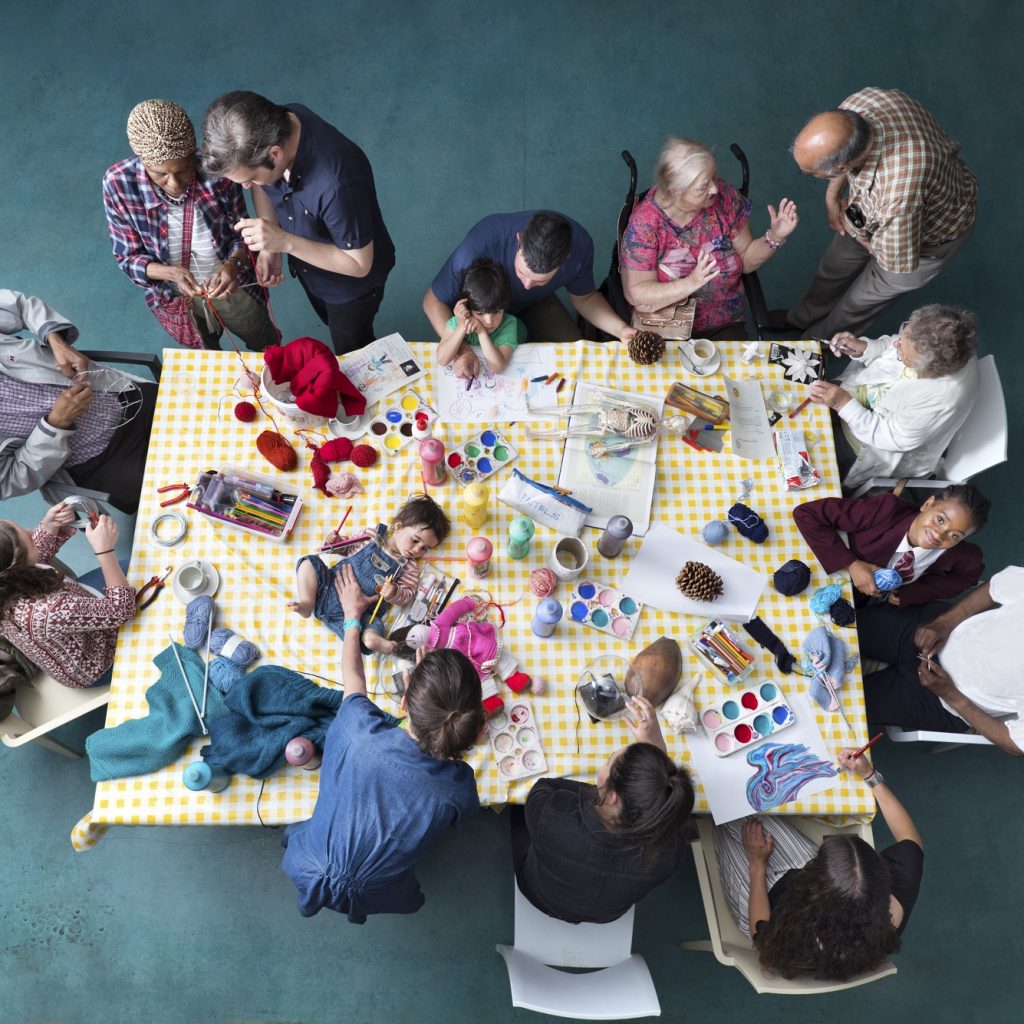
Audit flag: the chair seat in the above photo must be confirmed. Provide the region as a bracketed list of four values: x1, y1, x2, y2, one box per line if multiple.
[0, 671, 110, 757]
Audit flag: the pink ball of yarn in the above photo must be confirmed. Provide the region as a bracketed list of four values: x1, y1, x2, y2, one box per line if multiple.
[530, 677, 548, 696]
[530, 568, 558, 598]
[325, 473, 363, 498]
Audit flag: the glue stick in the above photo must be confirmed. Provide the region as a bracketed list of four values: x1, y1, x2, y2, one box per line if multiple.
[462, 482, 490, 529]
[285, 737, 322, 771]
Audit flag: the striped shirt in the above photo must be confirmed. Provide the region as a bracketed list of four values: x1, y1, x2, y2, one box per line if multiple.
[327, 532, 421, 606]
[840, 88, 977, 273]
[165, 195, 223, 286]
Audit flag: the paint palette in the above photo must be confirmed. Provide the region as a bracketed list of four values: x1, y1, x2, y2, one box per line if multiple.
[567, 580, 642, 640]
[447, 429, 518, 485]
[487, 699, 548, 780]
[367, 388, 436, 455]
[700, 683, 795, 757]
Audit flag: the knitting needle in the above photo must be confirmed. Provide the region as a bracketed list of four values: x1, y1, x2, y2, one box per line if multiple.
[201, 613, 213, 718]
[850, 732, 884, 760]
[168, 634, 207, 734]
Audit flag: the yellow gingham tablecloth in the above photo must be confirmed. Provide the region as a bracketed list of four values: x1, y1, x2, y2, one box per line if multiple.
[78, 340, 874, 848]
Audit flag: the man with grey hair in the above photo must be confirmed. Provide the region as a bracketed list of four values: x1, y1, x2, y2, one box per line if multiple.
[202, 91, 394, 355]
[783, 88, 977, 338]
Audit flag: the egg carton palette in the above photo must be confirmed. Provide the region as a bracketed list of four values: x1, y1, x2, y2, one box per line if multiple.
[447, 429, 519, 485]
[367, 388, 436, 455]
[486, 699, 548, 780]
[700, 682, 795, 757]
[568, 580, 642, 640]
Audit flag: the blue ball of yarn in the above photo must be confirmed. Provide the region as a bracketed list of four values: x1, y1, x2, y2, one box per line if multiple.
[210, 627, 260, 666]
[183, 596, 214, 649]
[727, 502, 769, 543]
[702, 519, 730, 546]
[873, 568, 903, 592]
[810, 583, 843, 615]
[209, 657, 245, 694]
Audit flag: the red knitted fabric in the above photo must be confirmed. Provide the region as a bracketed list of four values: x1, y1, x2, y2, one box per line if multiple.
[256, 430, 297, 470]
[350, 444, 378, 468]
[309, 449, 331, 494]
[234, 401, 257, 422]
[319, 437, 353, 462]
[263, 337, 366, 418]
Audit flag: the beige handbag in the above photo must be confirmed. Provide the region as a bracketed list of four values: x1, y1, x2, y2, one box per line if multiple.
[631, 298, 696, 341]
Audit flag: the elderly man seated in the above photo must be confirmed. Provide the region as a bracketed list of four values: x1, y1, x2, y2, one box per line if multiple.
[808, 304, 979, 492]
[0, 289, 156, 513]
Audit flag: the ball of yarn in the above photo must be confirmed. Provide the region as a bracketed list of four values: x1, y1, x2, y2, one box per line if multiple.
[701, 519, 730, 546]
[351, 444, 378, 468]
[810, 583, 844, 615]
[325, 473, 363, 498]
[774, 559, 811, 597]
[530, 677, 548, 696]
[183, 595, 214, 649]
[257, 429, 297, 471]
[727, 502, 769, 543]
[873, 568, 903, 592]
[233, 401, 257, 423]
[209, 657, 245, 694]
[530, 568, 558, 598]
[320, 437, 353, 462]
[830, 598, 856, 626]
[209, 627, 260, 666]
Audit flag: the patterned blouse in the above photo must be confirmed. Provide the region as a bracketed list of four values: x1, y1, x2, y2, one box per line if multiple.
[0, 526, 135, 688]
[619, 179, 752, 333]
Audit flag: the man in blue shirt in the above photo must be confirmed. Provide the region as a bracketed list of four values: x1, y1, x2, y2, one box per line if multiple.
[202, 91, 395, 355]
[423, 211, 637, 345]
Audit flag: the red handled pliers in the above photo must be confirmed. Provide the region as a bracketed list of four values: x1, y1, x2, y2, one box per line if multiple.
[136, 566, 174, 610]
[157, 482, 192, 507]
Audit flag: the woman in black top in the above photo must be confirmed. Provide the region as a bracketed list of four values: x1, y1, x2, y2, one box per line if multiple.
[729, 748, 923, 981]
[511, 695, 695, 924]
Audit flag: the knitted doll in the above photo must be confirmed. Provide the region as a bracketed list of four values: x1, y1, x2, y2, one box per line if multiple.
[405, 596, 530, 714]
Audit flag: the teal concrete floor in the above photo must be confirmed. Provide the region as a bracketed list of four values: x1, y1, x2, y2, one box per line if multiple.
[2, 2, 1022, 1021]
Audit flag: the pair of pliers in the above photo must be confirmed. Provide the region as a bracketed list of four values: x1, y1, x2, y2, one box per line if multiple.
[157, 482, 192, 506]
[136, 566, 174, 610]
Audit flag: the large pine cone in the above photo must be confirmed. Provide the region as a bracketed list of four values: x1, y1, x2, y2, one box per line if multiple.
[675, 561, 724, 601]
[628, 331, 666, 366]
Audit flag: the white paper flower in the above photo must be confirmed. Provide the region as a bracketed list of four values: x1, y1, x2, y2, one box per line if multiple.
[781, 348, 821, 383]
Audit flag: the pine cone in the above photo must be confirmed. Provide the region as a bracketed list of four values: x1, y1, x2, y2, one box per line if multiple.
[628, 330, 666, 366]
[675, 561, 724, 601]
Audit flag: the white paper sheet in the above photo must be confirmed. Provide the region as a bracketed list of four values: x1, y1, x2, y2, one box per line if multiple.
[556, 382, 663, 537]
[621, 525, 767, 622]
[434, 344, 558, 423]
[724, 375, 776, 460]
[683, 691, 840, 824]
[337, 333, 425, 407]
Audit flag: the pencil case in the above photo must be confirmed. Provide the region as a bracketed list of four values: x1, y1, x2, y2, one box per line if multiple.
[498, 469, 592, 537]
[187, 464, 303, 542]
[665, 382, 729, 425]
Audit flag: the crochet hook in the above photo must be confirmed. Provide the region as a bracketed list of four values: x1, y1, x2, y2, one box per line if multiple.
[167, 634, 207, 735]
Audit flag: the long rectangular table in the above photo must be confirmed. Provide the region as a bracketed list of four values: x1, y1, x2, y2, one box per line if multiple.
[73, 340, 874, 850]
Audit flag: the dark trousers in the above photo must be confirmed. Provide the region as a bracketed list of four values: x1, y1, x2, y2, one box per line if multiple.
[299, 279, 385, 356]
[857, 602, 970, 733]
[509, 804, 530, 875]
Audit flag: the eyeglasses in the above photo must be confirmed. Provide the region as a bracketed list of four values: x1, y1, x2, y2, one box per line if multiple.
[844, 204, 866, 229]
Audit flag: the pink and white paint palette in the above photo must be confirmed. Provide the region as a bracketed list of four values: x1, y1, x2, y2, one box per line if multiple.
[700, 682, 795, 757]
[568, 580, 642, 640]
[487, 699, 548, 780]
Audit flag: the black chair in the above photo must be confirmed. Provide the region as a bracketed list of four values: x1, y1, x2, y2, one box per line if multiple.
[591, 144, 786, 341]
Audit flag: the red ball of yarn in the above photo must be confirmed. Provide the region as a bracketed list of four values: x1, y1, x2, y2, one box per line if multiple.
[529, 568, 558, 598]
[319, 437, 353, 462]
[234, 401, 257, 422]
[256, 430, 297, 471]
[350, 444, 378, 468]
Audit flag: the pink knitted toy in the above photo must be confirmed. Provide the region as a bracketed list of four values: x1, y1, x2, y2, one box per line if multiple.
[407, 596, 530, 714]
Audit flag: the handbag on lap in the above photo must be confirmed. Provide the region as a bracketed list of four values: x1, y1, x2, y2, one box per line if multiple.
[630, 298, 695, 341]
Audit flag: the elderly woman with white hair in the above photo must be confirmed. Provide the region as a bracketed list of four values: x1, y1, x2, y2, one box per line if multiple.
[810, 305, 980, 492]
[620, 137, 798, 338]
[102, 99, 280, 351]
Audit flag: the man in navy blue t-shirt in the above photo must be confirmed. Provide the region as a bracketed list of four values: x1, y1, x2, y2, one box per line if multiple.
[423, 211, 637, 345]
[202, 91, 395, 355]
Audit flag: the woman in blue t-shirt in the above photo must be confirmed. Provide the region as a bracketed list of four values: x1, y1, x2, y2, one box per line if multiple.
[281, 563, 484, 923]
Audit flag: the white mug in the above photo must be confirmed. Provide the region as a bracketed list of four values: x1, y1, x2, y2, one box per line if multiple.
[549, 537, 589, 582]
[683, 338, 717, 369]
[178, 561, 208, 593]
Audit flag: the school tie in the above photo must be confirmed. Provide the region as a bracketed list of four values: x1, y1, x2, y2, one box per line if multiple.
[892, 549, 916, 582]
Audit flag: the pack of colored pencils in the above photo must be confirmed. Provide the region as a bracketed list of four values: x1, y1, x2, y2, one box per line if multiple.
[691, 620, 756, 683]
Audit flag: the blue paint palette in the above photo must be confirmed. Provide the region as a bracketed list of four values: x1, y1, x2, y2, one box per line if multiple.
[700, 683, 796, 757]
[567, 579, 642, 640]
[447, 429, 518, 486]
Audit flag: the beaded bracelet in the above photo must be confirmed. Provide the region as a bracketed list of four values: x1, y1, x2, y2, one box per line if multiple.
[763, 232, 785, 251]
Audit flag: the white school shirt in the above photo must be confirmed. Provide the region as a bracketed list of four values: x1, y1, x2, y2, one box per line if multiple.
[888, 534, 943, 582]
[938, 566, 1024, 748]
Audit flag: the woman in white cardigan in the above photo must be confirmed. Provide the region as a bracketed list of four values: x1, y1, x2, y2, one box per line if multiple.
[809, 305, 979, 492]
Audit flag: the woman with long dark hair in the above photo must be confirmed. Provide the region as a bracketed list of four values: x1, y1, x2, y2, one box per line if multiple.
[512, 695, 695, 924]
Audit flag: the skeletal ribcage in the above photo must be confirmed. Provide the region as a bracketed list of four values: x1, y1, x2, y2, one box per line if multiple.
[599, 406, 657, 440]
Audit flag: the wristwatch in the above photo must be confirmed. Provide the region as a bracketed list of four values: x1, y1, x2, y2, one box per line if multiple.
[864, 770, 885, 789]
[227, 253, 245, 270]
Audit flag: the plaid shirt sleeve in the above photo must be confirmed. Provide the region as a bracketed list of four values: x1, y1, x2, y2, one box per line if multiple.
[867, 172, 926, 274]
[102, 161, 155, 287]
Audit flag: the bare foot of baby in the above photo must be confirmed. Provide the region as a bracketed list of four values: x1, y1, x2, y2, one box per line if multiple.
[287, 600, 312, 618]
[363, 632, 394, 654]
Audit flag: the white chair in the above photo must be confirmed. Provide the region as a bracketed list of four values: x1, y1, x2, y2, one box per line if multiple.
[680, 816, 898, 995]
[885, 723, 994, 754]
[0, 669, 110, 759]
[852, 354, 1007, 498]
[495, 882, 661, 1019]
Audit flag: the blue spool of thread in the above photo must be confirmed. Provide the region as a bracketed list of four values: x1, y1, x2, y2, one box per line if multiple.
[873, 568, 903, 592]
[531, 597, 563, 638]
[182, 761, 231, 793]
[702, 519, 729, 546]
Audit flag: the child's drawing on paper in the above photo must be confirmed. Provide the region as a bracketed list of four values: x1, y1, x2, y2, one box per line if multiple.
[437, 345, 558, 423]
[745, 742, 837, 812]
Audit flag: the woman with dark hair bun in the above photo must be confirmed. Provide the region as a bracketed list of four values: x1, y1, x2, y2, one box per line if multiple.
[512, 694, 695, 924]
[281, 563, 484, 924]
[715, 749, 923, 981]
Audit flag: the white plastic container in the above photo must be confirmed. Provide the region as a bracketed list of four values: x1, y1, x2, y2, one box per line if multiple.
[187, 463, 303, 542]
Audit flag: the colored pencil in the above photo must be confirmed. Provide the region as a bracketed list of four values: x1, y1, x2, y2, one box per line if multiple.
[788, 396, 813, 419]
[335, 506, 352, 534]
[556, 377, 567, 393]
[851, 732, 884, 760]
[544, 372, 559, 385]
[466, 376, 474, 391]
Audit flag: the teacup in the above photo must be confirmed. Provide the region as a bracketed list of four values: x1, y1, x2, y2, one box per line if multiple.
[178, 561, 208, 594]
[549, 538, 589, 582]
[683, 338, 718, 371]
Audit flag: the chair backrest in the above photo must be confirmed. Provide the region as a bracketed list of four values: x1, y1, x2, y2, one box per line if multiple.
[941, 355, 1007, 482]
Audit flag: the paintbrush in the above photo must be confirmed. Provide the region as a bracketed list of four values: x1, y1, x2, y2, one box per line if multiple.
[850, 732, 884, 760]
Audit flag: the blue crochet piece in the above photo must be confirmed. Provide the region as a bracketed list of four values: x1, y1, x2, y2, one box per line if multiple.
[183, 596, 215, 649]
[727, 502, 769, 543]
[809, 583, 843, 615]
[873, 568, 903, 592]
[802, 625, 856, 711]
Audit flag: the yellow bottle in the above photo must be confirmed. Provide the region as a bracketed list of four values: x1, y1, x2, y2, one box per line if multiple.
[462, 482, 490, 529]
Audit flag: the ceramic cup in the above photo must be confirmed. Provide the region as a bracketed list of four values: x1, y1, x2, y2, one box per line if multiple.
[549, 537, 589, 582]
[178, 561, 208, 594]
[683, 338, 717, 369]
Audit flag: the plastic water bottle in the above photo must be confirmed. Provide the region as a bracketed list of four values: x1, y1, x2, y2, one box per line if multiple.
[531, 597, 563, 638]
[182, 761, 231, 793]
[285, 737, 322, 771]
[598, 515, 633, 558]
[508, 517, 535, 560]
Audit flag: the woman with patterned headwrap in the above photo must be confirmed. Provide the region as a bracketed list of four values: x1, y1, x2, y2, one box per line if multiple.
[102, 99, 280, 351]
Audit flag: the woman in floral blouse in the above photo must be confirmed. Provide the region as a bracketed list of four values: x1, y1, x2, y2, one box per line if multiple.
[0, 504, 135, 688]
[620, 137, 799, 338]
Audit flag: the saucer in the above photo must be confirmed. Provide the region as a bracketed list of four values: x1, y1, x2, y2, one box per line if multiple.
[681, 344, 722, 377]
[327, 408, 371, 440]
[172, 561, 221, 603]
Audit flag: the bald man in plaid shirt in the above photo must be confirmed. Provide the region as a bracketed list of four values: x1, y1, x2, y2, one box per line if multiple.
[786, 87, 977, 338]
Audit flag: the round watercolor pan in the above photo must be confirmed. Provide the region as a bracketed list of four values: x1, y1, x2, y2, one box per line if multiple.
[493, 732, 514, 753]
[522, 750, 543, 771]
[759, 683, 777, 701]
[499, 756, 519, 776]
[722, 700, 740, 721]
[517, 728, 535, 745]
[702, 709, 722, 729]
[510, 704, 530, 725]
[490, 711, 508, 730]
